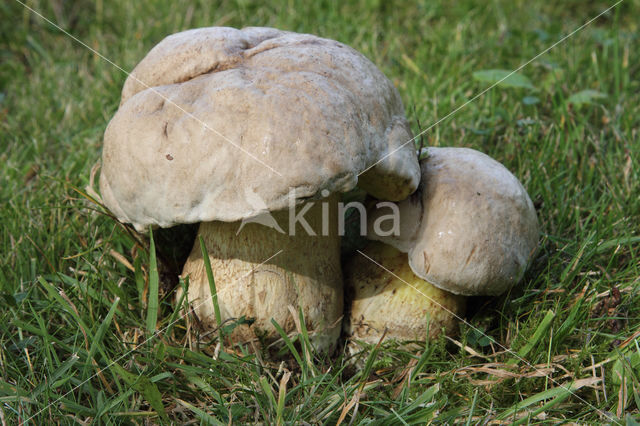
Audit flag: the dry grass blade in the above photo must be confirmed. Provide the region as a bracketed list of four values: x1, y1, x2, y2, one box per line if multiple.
[109, 249, 135, 272]
[391, 357, 419, 399]
[276, 370, 291, 426]
[85, 161, 103, 204]
[336, 387, 361, 426]
[445, 336, 493, 359]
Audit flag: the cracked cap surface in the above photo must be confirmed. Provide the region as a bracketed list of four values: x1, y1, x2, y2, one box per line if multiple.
[99, 26, 420, 231]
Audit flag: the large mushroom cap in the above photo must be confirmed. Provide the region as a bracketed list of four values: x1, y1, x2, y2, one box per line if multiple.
[369, 147, 539, 296]
[99, 26, 420, 231]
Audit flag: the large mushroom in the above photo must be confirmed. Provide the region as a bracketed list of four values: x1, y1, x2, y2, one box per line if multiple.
[99, 27, 420, 351]
[345, 147, 539, 345]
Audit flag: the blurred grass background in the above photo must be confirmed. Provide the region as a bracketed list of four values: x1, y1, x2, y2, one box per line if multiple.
[1, 0, 639, 423]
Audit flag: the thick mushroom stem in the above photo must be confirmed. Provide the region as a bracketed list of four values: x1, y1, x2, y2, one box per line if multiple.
[345, 241, 465, 347]
[179, 195, 343, 352]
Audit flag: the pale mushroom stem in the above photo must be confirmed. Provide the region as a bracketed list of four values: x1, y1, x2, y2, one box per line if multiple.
[345, 241, 465, 347]
[179, 195, 343, 352]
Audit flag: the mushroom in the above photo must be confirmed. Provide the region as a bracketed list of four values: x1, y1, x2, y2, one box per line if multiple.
[99, 27, 420, 351]
[345, 147, 539, 345]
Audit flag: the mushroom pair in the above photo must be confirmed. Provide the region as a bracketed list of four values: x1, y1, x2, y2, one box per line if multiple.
[99, 26, 539, 353]
[99, 27, 420, 351]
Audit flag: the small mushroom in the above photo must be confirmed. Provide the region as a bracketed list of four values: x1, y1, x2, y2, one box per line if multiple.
[99, 27, 420, 352]
[345, 147, 539, 344]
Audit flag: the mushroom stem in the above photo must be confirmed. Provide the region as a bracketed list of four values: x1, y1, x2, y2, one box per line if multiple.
[345, 241, 465, 346]
[179, 195, 343, 352]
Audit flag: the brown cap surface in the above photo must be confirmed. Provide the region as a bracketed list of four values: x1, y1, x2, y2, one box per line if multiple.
[99, 26, 420, 231]
[369, 147, 539, 296]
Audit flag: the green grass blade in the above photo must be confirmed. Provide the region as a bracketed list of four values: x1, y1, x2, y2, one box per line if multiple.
[146, 227, 159, 335]
[164, 276, 189, 338]
[509, 309, 555, 364]
[111, 363, 169, 423]
[82, 295, 120, 377]
[134, 253, 144, 303]
[271, 318, 305, 372]
[176, 398, 224, 425]
[497, 378, 600, 421]
[259, 376, 278, 412]
[31, 354, 79, 399]
[199, 236, 224, 348]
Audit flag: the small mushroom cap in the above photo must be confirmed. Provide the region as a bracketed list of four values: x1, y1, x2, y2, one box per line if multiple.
[369, 147, 539, 296]
[99, 27, 419, 231]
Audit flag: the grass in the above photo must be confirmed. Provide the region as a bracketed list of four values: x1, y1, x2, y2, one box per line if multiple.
[1, 0, 639, 423]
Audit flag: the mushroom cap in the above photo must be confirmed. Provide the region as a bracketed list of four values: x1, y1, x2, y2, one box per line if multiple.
[99, 26, 420, 231]
[368, 147, 539, 296]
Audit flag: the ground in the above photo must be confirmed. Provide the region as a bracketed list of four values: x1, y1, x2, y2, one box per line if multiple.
[1, 0, 639, 423]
